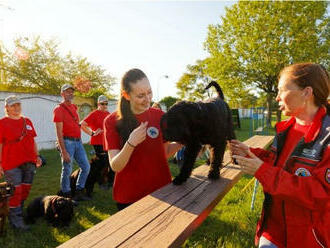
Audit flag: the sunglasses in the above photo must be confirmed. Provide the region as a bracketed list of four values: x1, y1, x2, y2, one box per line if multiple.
[100, 103, 108, 106]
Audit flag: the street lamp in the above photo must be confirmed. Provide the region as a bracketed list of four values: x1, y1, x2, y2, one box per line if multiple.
[156, 75, 169, 102]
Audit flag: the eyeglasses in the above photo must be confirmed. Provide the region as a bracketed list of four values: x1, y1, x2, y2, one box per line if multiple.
[100, 103, 108, 106]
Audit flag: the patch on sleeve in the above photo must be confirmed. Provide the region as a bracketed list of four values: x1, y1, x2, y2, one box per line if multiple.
[325, 168, 330, 184]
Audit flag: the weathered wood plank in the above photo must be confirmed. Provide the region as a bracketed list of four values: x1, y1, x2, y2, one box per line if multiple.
[58, 135, 274, 248]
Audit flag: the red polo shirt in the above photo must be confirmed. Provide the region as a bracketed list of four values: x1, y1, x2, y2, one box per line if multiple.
[83, 109, 110, 145]
[53, 103, 81, 138]
[104, 108, 171, 203]
[0, 117, 37, 170]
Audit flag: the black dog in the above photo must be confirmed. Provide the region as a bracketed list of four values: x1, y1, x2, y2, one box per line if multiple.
[25, 195, 73, 227]
[161, 81, 236, 185]
[0, 182, 15, 235]
[59, 155, 114, 198]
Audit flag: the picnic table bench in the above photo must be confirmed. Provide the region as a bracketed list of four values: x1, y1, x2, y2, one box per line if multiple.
[58, 135, 274, 248]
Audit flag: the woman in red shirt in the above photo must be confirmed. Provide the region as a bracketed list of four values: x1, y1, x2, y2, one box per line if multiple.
[81, 95, 110, 155]
[231, 63, 330, 248]
[0, 95, 42, 231]
[81, 95, 114, 186]
[104, 69, 182, 210]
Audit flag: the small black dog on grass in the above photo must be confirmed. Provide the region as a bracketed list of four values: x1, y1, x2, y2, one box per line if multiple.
[58, 155, 114, 198]
[25, 195, 73, 227]
[161, 81, 236, 185]
[0, 182, 15, 235]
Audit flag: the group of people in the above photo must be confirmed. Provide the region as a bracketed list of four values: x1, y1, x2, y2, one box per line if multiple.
[0, 85, 112, 230]
[0, 63, 329, 248]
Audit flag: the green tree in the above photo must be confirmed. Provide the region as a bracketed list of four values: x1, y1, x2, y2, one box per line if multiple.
[0, 36, 116, 101]
[206, 1, 329, 125]
[178, 1, 329, 125]
[176, 60, 209, 101]
[159, 96, 180, 110]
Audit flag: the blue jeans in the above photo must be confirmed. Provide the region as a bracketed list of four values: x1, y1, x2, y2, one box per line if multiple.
[61, 139, 90, 193]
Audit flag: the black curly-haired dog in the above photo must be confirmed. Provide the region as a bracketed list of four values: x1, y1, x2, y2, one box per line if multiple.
[161, 81, 236, 185]
[59, 155, 114, 198]
[25, 195, 73, 227]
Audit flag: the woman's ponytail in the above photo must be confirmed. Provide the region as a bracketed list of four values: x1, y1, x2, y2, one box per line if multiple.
[116, 69, 147, 147]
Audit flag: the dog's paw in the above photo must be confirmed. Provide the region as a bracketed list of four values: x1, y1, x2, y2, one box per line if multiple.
[172, 176, 186, 185]
[208, 170, 220, 180]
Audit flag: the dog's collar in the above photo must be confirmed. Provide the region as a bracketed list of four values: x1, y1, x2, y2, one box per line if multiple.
[50, 196, 62, 217]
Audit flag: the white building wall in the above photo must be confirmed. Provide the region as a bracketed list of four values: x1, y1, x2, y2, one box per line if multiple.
[0, 92, 117, 150]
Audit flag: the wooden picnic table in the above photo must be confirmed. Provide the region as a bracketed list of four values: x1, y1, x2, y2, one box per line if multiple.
[58, 135, 274, 248]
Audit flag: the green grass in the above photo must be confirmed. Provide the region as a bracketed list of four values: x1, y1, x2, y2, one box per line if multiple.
[0, 117, 275, 248]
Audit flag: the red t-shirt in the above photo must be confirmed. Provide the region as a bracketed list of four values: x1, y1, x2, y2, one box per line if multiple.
[53, 103, 81, 138]
[0, 117, 37, 170]
[83, 109, 110, 145]
[262, 121, 311, 248]
[104, 108, 172, 203]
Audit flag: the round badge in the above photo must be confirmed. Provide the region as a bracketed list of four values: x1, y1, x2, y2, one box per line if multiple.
[325, 168, 330, 184]
[26, 125, 33, 131]
[147, 127, 159, 139]
[295, 167, 311, 177]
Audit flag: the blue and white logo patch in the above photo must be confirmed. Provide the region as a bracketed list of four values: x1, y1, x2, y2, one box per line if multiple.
[26, 125, 32, 131]
[325, 168, 330, 184]
[147, 127, 159, 139]
[295, 167, 311, 177]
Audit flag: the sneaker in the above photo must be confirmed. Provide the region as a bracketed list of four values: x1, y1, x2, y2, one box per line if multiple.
[12, 222, 30, 232]
[62, 191, 72, 198]
[73, 189, 91, 201]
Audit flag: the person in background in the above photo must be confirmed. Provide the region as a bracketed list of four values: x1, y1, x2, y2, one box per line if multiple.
[81, 95, 114, 186]
[104, 68, 182, 211]
[53, 84, 90, 201]
[81, 95, 110, 156]
[230, 63, 330, 248]
[0, 95, 42, 231]
[151, 102, 161, 110]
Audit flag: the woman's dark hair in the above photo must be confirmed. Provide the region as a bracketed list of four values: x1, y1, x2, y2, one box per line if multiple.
[116, 68, 147, 146]
[279, 63, 330, 114]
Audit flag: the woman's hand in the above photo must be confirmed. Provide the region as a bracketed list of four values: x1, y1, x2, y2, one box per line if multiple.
[94, 128, 103, 136]
[36, 156, 42, 168]
[127, 122, 148, 147]
[229, 139, 249, 157]
[232, 150, 264, 176]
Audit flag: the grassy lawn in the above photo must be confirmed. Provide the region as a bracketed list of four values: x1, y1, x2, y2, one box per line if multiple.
[0, 117, 276, 248]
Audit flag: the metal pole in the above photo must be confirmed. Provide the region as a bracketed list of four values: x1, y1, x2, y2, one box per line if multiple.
[251, 179, 259, 210]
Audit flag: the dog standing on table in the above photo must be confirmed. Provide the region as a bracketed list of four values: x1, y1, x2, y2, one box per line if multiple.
[0, 182, 15, 235]
[161, 81, 236, 185]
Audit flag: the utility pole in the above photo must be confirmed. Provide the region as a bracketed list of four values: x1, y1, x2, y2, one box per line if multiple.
[156, 75, 169, 102]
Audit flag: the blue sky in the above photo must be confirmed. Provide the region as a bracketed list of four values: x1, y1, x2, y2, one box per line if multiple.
[1, 0, 234, 100]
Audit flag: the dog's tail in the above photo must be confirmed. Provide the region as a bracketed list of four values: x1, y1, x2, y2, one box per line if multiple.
[205, 81, 224, 100]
